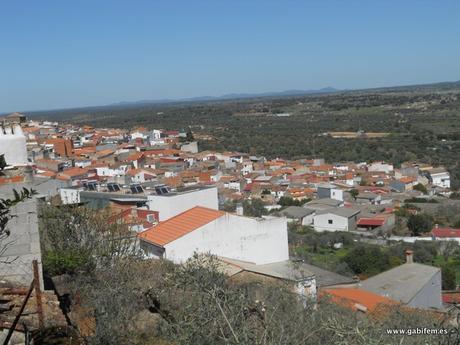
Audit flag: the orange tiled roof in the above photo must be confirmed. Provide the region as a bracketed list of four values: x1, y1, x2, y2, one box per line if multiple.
[309, 164, 334, 172]
[125, 152, 144, 162]
[57, 167, 89, 179]
[74, 147, 97, 155]
[138, 206, 225, 246]
[321, 288, 397, 313]
[399, 176, 417, 184]
[163, 176, 183, 188]
[0, 175, 25, 184]
[36, 170, 56, 178]
[95, 149, 115, 157]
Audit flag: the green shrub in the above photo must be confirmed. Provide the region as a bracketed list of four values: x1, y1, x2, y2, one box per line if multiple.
[43, 250, 95, 276]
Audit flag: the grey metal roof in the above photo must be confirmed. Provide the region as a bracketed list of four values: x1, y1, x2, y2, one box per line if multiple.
[360, 263, 440, 304]
[317, 183, 337, 189]
[317, 207, 360, 218]
[307, 198, 343, 207]
[356, 192, 379, 200]
[428, 167, 448, 175]
[280, 206, 314, 219]
[219, 258, 315, 282]
[295, 262, 355, 287]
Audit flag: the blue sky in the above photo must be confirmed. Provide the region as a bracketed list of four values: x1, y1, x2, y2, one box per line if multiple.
[1, 1, 459, 112]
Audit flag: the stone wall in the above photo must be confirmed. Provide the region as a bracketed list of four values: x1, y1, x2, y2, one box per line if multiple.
[0, 198, 43, 288]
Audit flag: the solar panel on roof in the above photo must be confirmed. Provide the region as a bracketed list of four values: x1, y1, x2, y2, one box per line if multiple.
[130, 184, 144, 194]
[87, 182, 97, 191]
[155, 185, 169, 195]
[130, 185, 138, 194]
[107, 183, 121, 192]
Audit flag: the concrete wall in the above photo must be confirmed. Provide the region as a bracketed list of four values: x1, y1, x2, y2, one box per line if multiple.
[0, 178, 68, 201]
[147, 187, 218, 221]
[407, 270, 442, 310]
[230, 271, 317, 301]
[0, 198, 43, 288]
[180, 141, 199, 153]
[316, 187, 330, 200]
[163, 214, 289, 265]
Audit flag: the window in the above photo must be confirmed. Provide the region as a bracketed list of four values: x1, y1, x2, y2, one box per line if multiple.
[328, 219, 333, 224]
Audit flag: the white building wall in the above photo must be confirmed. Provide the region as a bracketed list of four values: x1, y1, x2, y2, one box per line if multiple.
[164, 214, 289, 265]
[147, 187, 218, 221]
[368, 162, 394, 174]
[0, 125, 28, 166]
[60, 188, 81, 204]
[75, 160, 92, 168]
[95, 166, 126, 177]
[227, 181, 241, 192]
[131, 131, 147, 140]
[301, 214, 315, 226]
[313, 213, 349, 232]
[431, 173, 450, 189]
[330, 188, 343, 201]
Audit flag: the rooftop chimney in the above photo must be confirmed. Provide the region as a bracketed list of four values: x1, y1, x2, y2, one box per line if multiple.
[405, 249, 414, 264]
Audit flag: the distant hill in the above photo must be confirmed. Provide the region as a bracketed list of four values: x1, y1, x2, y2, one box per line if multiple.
[110, 87, 339, 106]
[16, 80, 460, 116]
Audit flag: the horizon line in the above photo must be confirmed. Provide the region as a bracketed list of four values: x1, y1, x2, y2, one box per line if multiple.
[2, 78, 459, 115]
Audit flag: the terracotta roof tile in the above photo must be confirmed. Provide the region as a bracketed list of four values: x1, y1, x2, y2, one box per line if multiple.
[321, 288, 397, 313]
[357, 218, 386, 227]
[138, 206, 225, 246]
[432, 227, 460, 238]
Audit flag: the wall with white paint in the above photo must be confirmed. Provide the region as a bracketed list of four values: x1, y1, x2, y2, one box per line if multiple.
[163, 214, 289, 265]
[147, 187, 218, 221]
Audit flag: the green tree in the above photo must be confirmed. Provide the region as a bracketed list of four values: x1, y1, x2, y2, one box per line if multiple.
[186, 127, 194, 142]
[349, 188, 359, 200]
[39, 204, 140, 275]
[407, 214, 433, 236]
[343, 244, 390, 276]
[0, 154, 6, 171]
[413, 183, 428, 194]
[243, 199, 267, 217]
[278, 196, 310, 207]
[441, 264, 457, 290]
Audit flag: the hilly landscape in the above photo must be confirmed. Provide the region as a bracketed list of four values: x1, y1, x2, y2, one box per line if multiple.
[28, 80, 460, 188]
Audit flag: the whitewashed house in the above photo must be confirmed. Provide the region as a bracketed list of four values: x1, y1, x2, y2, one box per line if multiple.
[146, 186, 218, 221]
[428, 167, 450, 189]
[313, 207, 360, 232]
[316, 183, 343, 201]
[138, 206, 289, 265]
[368, 162, 394, 174]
